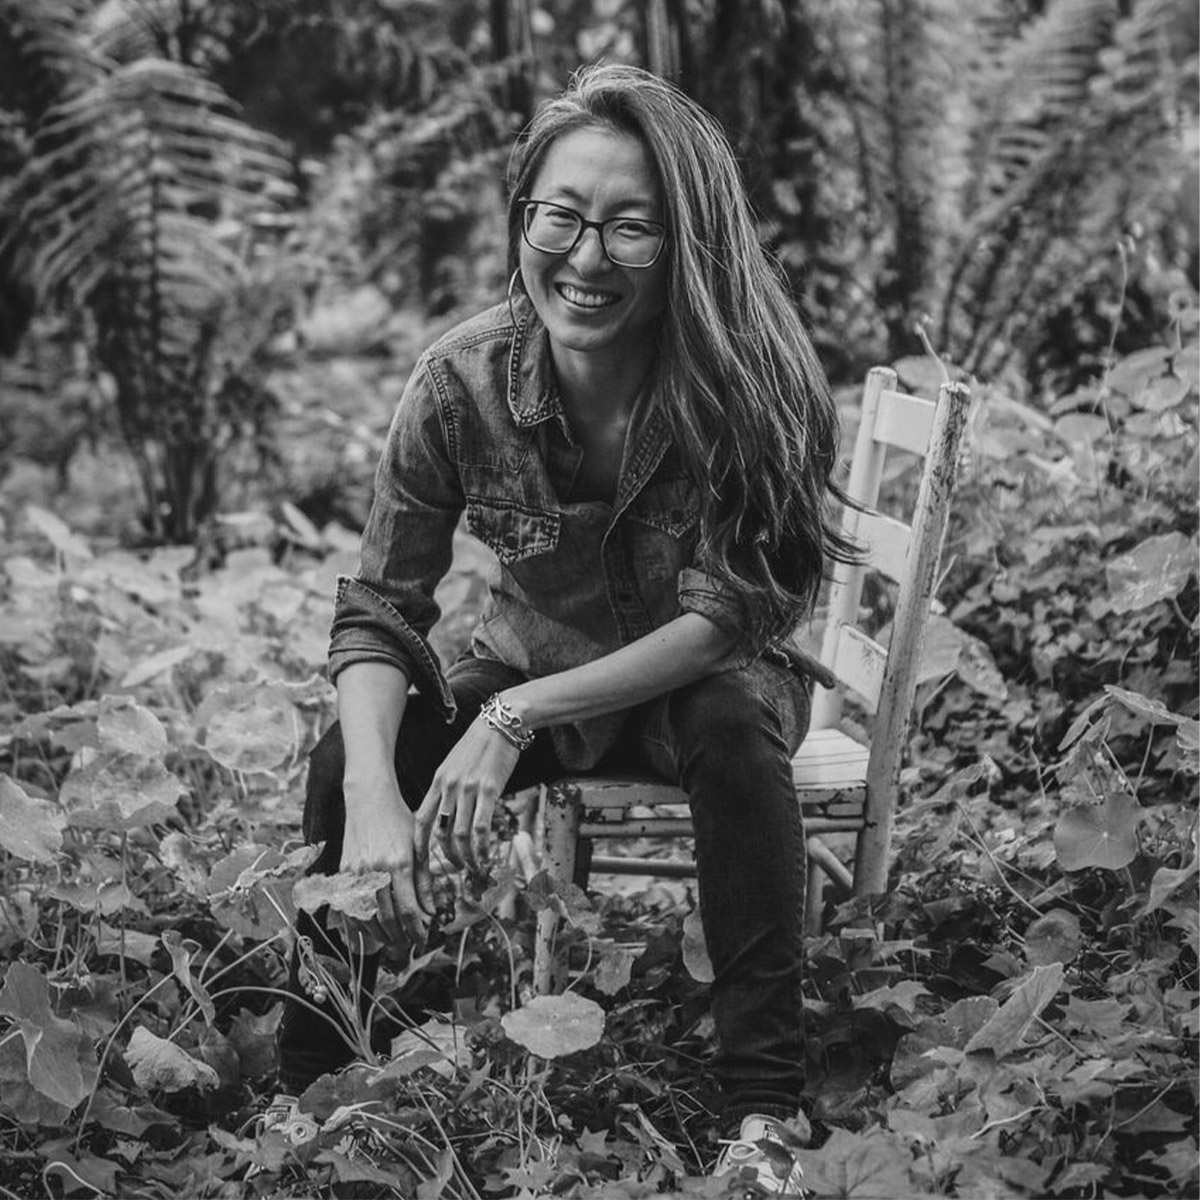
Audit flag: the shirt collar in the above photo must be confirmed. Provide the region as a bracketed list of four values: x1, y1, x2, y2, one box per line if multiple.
[506, 295, 565, 429]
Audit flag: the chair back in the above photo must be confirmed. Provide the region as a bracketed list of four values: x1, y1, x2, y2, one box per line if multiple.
[811, 366, 972, 893]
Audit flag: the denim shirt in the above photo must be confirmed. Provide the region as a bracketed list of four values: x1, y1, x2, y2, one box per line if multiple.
[328, 296, 754, 769]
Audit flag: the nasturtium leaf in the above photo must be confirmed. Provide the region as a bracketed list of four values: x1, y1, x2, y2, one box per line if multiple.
[916, 614, 964, 684]
[0, 961, 97, 1109]
[97, 695, 168, 760]
[94, 923, 159, 966]
[162, 931, 216, 1026]
[1142, 862, 1200, 916]
[1106, 532, 1194, 614]
[387, 1018, 471, 1079]
[1135, 373, 1190, 412]
[293, 871, 389, 921]
[891, 356, 947, 398]
[795, 1127, 914, 1198]
[1054, 791, 1141, 871]
[1055, 413, 1109, 444]
[501, 993, 605, 1059]
[195, 681, 299, 773]
[207, 845, 300, 939]
[1107, 346, 1172, 395]
[44, 1150, 120, 1197]
[0, 775, 65, 863]
[681, 908, 714, 983]
[124, 1027, 219, 1093]
[964, 963, 1065, 1057]
[592, 942, 637, 996]
[227, 1007, 282, 1081]
[59, 750, 184, 831]
[955, 633, 1007, 700]
[120, 643, 195, 689]
[1024, 909, 1082, 966]
[87, 1088, 176, 1137]
[48, 879, 146, 917]
[25, 504, 92, 560]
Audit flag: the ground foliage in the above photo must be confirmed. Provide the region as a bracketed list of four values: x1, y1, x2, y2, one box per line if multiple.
[0, 327, 1197, 1197]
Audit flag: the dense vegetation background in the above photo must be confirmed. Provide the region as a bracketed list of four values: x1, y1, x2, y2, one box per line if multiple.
[0, 1, 1197, 1196]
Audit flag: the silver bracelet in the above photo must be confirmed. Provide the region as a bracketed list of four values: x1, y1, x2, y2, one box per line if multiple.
[479, 693, 535, 752]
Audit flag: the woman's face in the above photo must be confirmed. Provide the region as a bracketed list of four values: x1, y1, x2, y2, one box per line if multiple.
[518, 126, 668, 363]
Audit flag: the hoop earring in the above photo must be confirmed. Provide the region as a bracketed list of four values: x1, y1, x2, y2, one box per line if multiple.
[507, 268, 523, 325]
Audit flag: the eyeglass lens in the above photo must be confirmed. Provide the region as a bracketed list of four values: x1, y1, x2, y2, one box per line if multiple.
[522, 202, 663, 267]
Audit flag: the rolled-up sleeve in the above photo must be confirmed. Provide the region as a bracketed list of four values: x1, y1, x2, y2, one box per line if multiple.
[676, 566, 760, 669]
[328, 356, 463, 719]
[677, 565, 806, 671]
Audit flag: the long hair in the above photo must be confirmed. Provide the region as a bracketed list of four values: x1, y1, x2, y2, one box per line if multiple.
[506, 63, 858, 647]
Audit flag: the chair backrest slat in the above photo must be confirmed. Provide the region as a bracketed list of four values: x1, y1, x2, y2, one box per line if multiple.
[848, 508, 912, 584]
[829, 624, 887, 711]
[874, 389, 937, 455]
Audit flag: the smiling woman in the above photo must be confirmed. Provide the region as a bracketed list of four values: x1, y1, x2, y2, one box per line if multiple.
[279, 62, 857, 1193]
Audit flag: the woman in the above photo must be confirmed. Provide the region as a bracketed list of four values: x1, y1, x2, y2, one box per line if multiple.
[280, 62, 853, 1190]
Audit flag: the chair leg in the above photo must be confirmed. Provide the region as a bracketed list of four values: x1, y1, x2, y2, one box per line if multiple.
[533, 782, 580, 994]
[804, 848, 826, 937]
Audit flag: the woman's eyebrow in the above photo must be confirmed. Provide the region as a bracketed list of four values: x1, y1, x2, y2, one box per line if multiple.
[541, 184, 658, 212]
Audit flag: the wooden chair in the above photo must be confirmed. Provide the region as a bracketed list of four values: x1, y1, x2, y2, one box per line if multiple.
[527, 367, 972, 993]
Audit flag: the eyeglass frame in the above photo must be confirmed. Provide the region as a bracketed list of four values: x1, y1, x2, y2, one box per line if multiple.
[516, 199, 668, 269]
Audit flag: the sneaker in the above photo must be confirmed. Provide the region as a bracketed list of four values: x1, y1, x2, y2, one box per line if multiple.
[258, 1093, 320, 1146]
[712, 1114, 806, 1196]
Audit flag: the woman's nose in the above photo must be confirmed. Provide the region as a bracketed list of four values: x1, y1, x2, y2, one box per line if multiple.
[568, 225, 612, 272]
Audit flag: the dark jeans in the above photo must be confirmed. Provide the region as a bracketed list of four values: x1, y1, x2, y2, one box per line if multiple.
[278, 652, 811, 1124]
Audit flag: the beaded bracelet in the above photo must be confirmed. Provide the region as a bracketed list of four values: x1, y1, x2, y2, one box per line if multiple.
[479, 693, 535, 752]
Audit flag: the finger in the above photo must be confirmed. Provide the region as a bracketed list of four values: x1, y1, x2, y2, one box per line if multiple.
[414, 784, 443, 862]
[471, 788, 497, 871]
[375, 880, 404, 948]
[451, 785, 478, 871]
[391, 866, 428, 944]
[415, 860, 436, 917]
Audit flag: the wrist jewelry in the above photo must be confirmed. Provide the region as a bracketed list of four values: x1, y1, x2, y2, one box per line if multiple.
[479, 693, 535, 752]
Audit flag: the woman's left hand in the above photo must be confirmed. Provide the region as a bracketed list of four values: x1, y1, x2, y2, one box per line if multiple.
[414, 718, 521, 872]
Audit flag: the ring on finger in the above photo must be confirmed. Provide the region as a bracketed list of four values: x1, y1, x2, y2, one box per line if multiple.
[437, 811, 451, 833]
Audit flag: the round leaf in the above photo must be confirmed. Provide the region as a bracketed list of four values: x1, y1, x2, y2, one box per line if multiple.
[501, 993, 605, 1058]
[195, 681, 298, 773]
[1024, 909, 1082, 966]
[1054, 793, 1140, 871]
[59, 751, 184, 831]
[125, 1026, 219, 1093]
[97, 696, 168, 760]
[0, 776, 65, 863]
[1106, 532, 1194, 615]
[293, 870, 390, 921]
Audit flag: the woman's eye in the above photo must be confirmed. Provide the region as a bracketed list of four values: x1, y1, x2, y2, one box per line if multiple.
[612, 220, 654, 238]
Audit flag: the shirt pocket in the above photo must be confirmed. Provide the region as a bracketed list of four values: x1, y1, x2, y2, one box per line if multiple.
[466, 497, 561, 565]
[627, 479, 700, 538]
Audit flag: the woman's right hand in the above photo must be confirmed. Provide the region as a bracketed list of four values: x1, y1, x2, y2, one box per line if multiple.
[341, 772, 433, 947]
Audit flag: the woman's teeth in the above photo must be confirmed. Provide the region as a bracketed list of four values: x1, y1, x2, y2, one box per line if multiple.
[558, 283, 617, 308]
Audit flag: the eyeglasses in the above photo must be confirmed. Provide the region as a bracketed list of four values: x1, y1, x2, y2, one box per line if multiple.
[518, 200, 666, 268]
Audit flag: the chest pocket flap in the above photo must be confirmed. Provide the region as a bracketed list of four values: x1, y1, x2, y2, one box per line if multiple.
[628, 479, 700, 538]
[466, 497, 561, 565]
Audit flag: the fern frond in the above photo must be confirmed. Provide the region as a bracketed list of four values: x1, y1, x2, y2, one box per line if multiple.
[11, 58, 290, 313]
[0, 0, 106, 121]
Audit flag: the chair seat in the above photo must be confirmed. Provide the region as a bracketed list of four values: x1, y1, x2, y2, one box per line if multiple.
[545, 726, 869, 845]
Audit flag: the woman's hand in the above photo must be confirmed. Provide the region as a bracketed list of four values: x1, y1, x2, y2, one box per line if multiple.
[415, 718, 520, 872]
[341, 771, 433, 947]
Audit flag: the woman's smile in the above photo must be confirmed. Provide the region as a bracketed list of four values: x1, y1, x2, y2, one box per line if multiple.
[556, 281, 621, 309]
